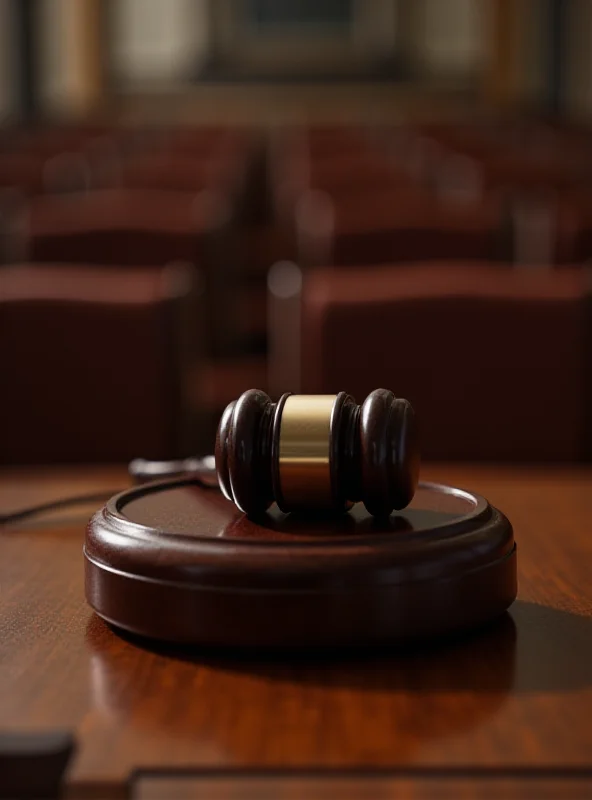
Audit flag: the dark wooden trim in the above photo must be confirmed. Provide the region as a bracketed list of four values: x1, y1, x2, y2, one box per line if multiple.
[11, 0, 39, 121]
[0, 731, 75, 799]
[546, 0, 567, 117]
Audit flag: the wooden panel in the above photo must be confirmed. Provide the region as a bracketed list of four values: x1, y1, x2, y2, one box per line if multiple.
[61, 0, 106, 116]
[79, 0, 106, 111]
[0, 465, 591, 798]
[482, 0, 521, 108]
[482, 0, 553, 111]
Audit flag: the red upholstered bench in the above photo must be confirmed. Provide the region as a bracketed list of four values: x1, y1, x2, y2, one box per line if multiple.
[16, 189, 239, 356]
[20, 189, 211, 265]
[269, 261, 591, 461]
[0, 152, 88, 196]
[0, 262, 199, 464]
[295, 190, 509, 267]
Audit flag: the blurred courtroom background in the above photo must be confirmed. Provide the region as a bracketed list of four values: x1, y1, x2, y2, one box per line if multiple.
[1, 0, 591, 464]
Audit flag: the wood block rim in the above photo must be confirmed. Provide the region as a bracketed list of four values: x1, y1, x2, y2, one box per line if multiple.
[85, 478, 517, 647]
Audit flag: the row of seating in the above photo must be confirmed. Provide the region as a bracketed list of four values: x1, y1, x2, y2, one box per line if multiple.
[0, 124, 250, 194]
[392, 121, 592, 264]
[1, 263, 198, 463]
[0, 124, 260, 359]
[4, 121, 592, 268]
[0, 124, 262, 465]
[268, 260, 592, 462]
[244, 122, 591, 461]
[268, 123, 592, 268]
[2, 121, 592, 463]
[3, 258, 590, 463]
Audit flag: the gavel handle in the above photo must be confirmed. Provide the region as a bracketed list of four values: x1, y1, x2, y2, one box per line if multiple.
[0, 457, 220, 527]
[128, 455, 219, 488]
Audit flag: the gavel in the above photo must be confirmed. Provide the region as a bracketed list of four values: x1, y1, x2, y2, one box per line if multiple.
[216, 388, 419, 516]
[132, 388, 419, 517]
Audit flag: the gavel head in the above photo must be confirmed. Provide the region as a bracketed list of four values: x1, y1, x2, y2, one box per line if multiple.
[216, 389, 420, 517]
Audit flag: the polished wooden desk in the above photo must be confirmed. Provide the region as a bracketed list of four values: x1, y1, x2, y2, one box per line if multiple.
[0, 465, 591, 799]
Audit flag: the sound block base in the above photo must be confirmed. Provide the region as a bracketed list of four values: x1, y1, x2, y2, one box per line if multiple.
[85, 479, 516, 648]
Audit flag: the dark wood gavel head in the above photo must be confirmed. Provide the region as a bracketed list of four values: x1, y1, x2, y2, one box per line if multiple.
[216, 389, 420, 517]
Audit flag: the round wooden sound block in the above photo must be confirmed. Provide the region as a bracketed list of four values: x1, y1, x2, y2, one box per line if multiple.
[85, 479, 516, 648]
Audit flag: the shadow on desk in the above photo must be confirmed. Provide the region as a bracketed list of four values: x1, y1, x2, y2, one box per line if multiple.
[86, 600, 592, 696]
[74, 601, 592, 788]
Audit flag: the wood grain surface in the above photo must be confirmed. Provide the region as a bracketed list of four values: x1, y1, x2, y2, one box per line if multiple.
[0, 464, 591, 799]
